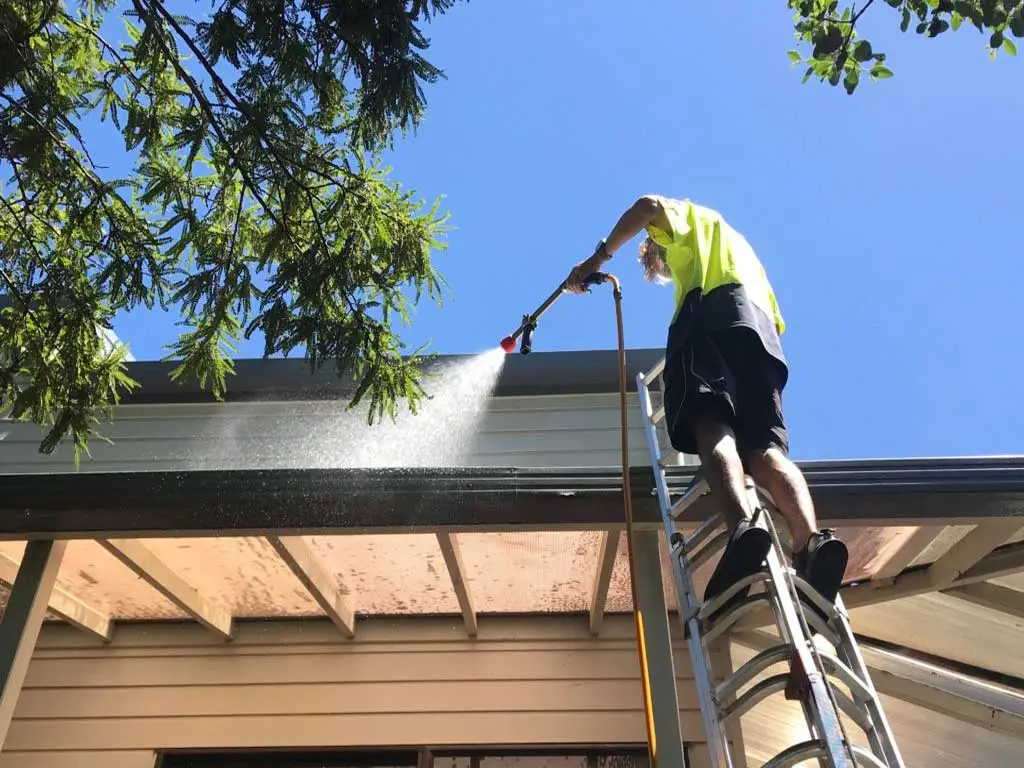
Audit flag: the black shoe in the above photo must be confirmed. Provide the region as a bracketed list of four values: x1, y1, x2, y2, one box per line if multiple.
[703, 518, 772, 621]
[793, 529, 849, 626]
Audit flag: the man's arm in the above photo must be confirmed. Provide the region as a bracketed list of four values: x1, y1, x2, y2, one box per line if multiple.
[565, 195, 672, 293]
[601, 195, 672, 258]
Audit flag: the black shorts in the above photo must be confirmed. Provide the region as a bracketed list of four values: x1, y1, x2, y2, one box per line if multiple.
[662, 324, 789, 457]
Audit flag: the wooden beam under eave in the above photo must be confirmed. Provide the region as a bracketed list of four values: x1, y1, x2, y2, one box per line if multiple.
[925, 521, 1024, 588]
[872, 526, 944, 580]
[942, 582, 1024, 621]
[844, 539, 1024, 610]
[733, 629, 1024, 738]
[589, 530, 619, 635]
[97, 539, 233, 640]
[266, 535, 355, 639]
[436, 532, 477, 637]
[0, 540, 66, 748]
[0, 552, 112, 642]
[734, 540, 1024, 629]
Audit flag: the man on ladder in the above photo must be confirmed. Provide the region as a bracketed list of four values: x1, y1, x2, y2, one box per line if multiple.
[566, 194, 848, 619]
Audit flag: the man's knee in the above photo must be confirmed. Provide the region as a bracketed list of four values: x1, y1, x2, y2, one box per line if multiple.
[744, 444, 795, 481]
[694, 417, 741, 467]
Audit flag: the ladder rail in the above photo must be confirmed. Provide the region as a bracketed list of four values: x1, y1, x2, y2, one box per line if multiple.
[832, 595, 907, 768]
[637, 369, 734, 768]
[755, 501, 856, 768]
[755, 487, 908, 768]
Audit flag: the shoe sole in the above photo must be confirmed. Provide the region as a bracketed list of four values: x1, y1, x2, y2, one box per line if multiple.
[804, 539, 849, 604]
[799, 539, 850, 628]
[704, 526, 772, 619]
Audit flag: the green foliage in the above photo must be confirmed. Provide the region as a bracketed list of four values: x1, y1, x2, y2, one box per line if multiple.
[0, 0, 459, 461]
[786, 0, 1022, 93]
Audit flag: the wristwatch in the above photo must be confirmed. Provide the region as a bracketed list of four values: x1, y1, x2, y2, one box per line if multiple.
[595, 239, 610, 260]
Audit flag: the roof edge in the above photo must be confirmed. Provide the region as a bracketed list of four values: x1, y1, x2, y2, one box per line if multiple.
[115, 348, 667, 404]
[2, 456, 1022, 539]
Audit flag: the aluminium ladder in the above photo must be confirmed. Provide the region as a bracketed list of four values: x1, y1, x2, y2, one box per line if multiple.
[635, 357, 906, 768]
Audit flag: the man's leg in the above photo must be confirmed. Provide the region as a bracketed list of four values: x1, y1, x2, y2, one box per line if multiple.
[662, 337, 772, 609]
[745, 446, 815, 552]
[695, 415, 773, 607]
[725, 332, 849, 608]
[747, 447, 848, 608]
[693, 416, 753, 531]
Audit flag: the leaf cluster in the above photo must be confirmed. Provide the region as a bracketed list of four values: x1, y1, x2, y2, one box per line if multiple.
[0, 0, 459, 461]
[787, 0, 1022, 93]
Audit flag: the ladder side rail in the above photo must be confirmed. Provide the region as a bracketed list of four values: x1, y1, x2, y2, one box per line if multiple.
[756, 486, 905, 768]
[832, 596, 907, 768]
[752, 489, 855, 768]
[637, 369, 735, 768]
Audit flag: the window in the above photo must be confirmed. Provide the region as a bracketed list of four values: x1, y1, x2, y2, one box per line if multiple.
[428, 749, 650, 768]
[161, 747, 651, 768]
[160, 750, 423, 768]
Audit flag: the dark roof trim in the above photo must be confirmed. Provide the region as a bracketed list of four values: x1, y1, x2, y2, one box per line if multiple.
[1, 457, 1022, 540]
[116, 348, 667, 404]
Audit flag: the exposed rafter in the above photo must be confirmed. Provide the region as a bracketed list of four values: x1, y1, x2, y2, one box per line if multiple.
[872, 526, 944, 580]
[436, 532, 477, 637]
[927, 522, 1024, 588]
[589, 530, 619, 635]
[942, 582, 1024, 621]
[733, 630, 1024, 737]
[267, 536, 355, 638]
[0, 552, 112, 642]
[732, 540, 1024, 632]
[97, 539, 233, 640]
[844, 532, 1024, 610]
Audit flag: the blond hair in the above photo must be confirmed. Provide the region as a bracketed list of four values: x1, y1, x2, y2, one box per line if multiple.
[639, 236, 672, 284]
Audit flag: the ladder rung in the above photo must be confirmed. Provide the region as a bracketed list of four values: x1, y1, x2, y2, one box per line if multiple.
[659, 447, 679, 466]
[763, 742, 887, 768]
[831, 686, 874, 734]
[650, 403, 665, 423]
[800, 607, 840, 647]
[687, 530, 729, 572]
[641, 357, 665, 382]
[819, 652, 874, 705]
[669, 475, 710, 519]
[719, 672, 789, 724]
[674, 513, 723, 558]
[702, 593, 769, 646]
[791, 572, 840, 622]
[717, 643, 791, 702]
[698, 572, 768, 624]
[761, 741, 827, 768]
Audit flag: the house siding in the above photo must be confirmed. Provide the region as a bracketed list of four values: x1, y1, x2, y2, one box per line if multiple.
[0, 393, 677, 474]
[0, 615, 707, 768]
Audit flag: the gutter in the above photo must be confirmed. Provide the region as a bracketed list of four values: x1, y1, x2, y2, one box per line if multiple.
[1, 457, 1022, 540]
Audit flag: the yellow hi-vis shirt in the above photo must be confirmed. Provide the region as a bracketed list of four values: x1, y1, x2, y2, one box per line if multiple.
[644, 196, 785, 336]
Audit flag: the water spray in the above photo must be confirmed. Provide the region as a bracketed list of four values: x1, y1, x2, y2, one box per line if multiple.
[497, 269, 660, 767]
[498, 272, 609, 354]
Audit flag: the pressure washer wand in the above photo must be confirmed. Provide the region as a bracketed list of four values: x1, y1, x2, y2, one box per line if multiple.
[499, 272, 610, 354]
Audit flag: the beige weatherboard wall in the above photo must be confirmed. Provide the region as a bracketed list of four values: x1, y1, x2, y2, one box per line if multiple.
[6, 617, 1024, 768]
[0, 349, 1023, 768]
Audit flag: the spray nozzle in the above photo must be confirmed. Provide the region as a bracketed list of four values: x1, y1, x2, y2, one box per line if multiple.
[499, 270, 612, 355]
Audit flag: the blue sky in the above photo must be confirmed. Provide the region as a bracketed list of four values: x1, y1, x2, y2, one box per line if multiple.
[110, 0, 1024, 460]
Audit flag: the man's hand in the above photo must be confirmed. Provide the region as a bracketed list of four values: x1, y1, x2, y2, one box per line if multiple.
[565, 251, 609, 294]
[564, 196, 668, 294]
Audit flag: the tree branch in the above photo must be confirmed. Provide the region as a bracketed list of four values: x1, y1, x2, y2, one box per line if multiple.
[128, 0, 301, 254]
